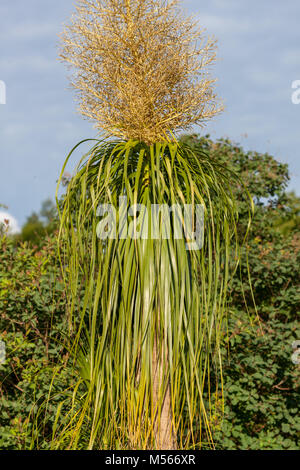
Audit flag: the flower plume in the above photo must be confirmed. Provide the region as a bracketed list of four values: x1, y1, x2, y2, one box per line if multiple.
[60, 0, 222, 143]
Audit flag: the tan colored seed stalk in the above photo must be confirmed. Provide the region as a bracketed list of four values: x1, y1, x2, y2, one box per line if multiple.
[59, 0, 222, 144]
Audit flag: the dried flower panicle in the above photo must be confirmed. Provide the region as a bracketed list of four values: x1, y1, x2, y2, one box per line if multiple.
[60, 0, 222, 144]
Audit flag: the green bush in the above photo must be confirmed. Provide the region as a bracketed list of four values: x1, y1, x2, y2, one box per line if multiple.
[0, 235, 70, 449]
[215, 314, 300, 449]
[214, 230, 300, 449]
[181, 135, 300, 450]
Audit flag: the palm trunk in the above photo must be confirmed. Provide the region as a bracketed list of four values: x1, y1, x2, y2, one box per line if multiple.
[152, 336, 177, 449]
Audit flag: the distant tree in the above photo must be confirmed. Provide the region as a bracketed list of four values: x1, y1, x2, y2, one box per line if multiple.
[21, 212, 45, 244]
[19, 199, 57, 245]
[40, 199, 57, 225]
[273, 191, 300, 235]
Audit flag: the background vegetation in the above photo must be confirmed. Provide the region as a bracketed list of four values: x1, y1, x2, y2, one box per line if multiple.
[0, 135, 299, 449]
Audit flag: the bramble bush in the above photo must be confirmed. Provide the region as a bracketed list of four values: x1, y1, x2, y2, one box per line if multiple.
[214, 231, 300, 449]
[181, 135, 300, 449]
[0, 235, 72, 449]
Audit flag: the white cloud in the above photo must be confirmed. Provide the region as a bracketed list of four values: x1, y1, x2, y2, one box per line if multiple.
[0, 212, 20, 234]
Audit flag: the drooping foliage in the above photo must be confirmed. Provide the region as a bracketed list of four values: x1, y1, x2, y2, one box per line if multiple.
[50, 137, 252, 449]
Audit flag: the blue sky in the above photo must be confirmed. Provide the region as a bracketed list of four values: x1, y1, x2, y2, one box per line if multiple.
[0, 0, 300, 227]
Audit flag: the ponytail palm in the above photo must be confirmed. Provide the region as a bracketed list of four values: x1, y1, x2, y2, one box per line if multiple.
[53, 0, 253, 450]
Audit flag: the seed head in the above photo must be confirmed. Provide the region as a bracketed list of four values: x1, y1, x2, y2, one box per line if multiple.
[60, 0, 223, 144]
